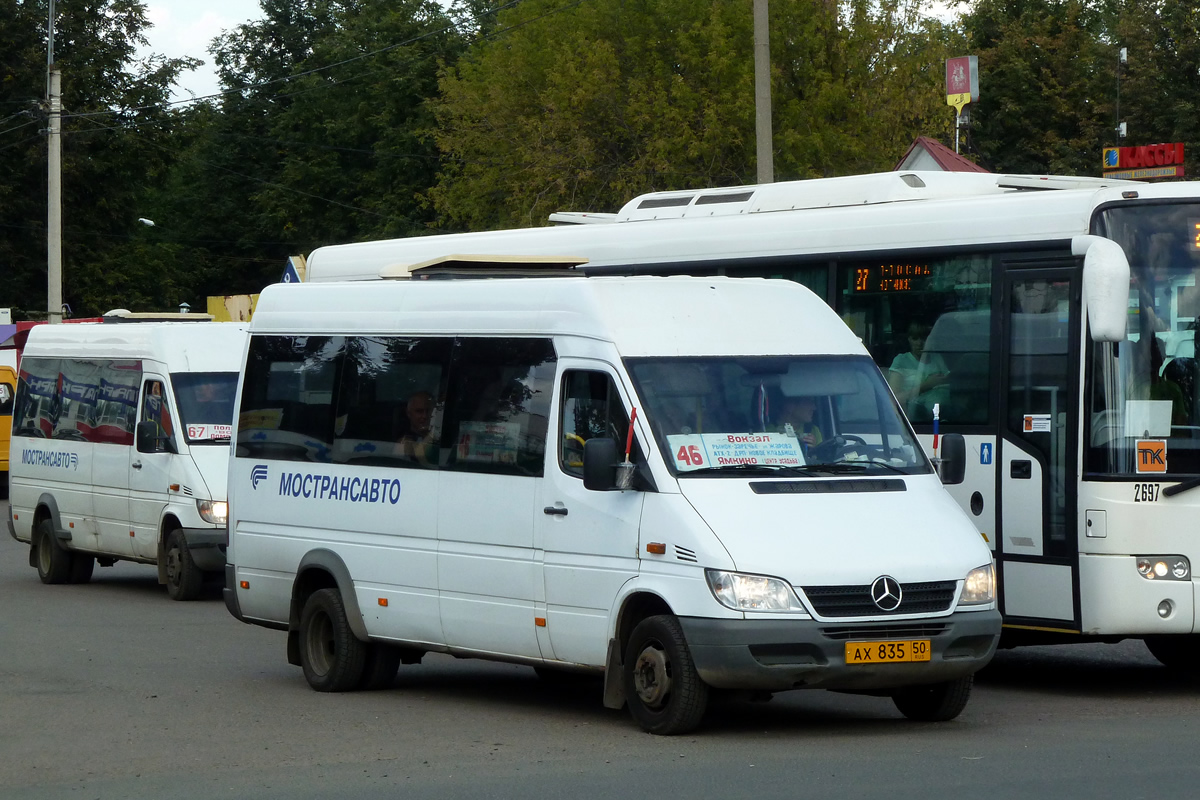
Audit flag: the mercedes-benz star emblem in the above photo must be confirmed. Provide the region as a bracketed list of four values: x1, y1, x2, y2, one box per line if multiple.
[870, 576, 903, 612]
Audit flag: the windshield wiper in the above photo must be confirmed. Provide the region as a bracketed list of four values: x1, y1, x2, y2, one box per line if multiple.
[1164, 477, 1200, 498]
[682, 464, 821, 477]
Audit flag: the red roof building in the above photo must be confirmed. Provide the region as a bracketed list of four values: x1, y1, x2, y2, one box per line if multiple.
[895, 136, 990, 173]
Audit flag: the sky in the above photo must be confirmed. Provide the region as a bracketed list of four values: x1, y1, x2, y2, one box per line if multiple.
[137, 0, 265, 102]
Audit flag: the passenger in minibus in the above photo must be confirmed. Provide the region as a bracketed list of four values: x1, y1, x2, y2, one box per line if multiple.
[398, 390, 437, 463]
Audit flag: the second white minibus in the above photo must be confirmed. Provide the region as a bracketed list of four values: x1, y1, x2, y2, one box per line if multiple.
[224, 272, 1000, 734]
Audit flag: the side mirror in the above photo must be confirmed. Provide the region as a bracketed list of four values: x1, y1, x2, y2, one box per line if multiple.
[1073, 235, 1130, 343]
[583, 437, 619, 491]
[136, 420, 158, 453]
[937, 433, 966, 485]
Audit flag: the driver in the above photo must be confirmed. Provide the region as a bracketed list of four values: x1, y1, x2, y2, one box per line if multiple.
[779, 396, 823, 454]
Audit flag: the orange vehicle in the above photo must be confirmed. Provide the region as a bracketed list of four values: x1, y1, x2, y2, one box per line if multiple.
[0, 364, 14, 498]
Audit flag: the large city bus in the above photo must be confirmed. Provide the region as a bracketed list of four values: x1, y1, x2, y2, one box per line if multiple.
[302, 170, 1200, 666]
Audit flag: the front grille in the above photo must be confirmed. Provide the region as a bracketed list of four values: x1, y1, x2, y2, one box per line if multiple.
[801, 581, 956, 618]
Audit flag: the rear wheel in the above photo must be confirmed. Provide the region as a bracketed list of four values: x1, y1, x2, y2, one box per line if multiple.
[35, 519, 72, 584]
[1145, 635, 1200, 669]
[164, 528, 203, 601]
[892, 675, 973, 722]
[622, 615, 708, 735]
[299, 588, 367, 692]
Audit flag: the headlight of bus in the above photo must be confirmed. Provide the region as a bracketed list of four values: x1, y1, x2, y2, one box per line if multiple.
[1136, 556, 1190, 581]
[705, 569, 806, 612]
[197, 500, 228, 525]
[959, 563, 995, 605]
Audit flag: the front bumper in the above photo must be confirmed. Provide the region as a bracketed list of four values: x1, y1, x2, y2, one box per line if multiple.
[680, 609, 1001, 692]
[180, 527, 228, 572]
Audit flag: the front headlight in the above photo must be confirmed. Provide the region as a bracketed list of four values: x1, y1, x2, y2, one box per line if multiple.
[959, 563, 995, 605]
[705, 569, 806, 612]
[197, 499, 228, 525]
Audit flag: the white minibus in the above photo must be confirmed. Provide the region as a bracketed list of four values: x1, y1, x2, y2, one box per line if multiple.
[6, 315, 248, 600]
[224, 271, 1000, 734]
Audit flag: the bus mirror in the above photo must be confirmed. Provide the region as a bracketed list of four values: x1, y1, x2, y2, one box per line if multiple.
[938, 433, 966, 485]
[1073, 235, 1130, 342]
[135, 420, 159, 453]
[583, 437, 619, 491]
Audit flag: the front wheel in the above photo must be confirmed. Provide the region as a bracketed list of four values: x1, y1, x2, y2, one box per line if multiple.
[1145, 635, 1200, 669]
[164, 528, 203, 601]
[35, 519, 72, 584]
[622, 615, 708, 735]
[299, 588, 367, 692]
[892, 675, 973, 721]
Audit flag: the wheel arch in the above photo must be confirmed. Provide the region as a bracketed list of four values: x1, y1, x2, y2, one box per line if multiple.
[289, 549, 368, 641]
[156, 512, 184, 583]
[602, 588, 675, 709]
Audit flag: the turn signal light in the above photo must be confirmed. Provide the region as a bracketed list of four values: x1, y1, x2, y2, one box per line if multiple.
[646, 543, 667, 555]
[239, 580, 249, 589]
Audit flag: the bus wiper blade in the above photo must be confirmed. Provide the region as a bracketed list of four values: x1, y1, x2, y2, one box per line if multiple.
[683, 464, 820, 477]
[1163, 477, 1200, 497]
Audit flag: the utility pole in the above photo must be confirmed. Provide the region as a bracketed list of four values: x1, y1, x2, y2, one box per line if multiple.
[47, 0, 63, 324]
[752, 0, 773, 184]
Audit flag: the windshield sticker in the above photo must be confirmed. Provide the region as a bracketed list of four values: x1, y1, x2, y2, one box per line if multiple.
[1124, 400, 1173, 438]
[666, 433, 805, 471]
[1022, 414, 1051, 433]
[188, 424, 233, 440]
[1136, 439, 1167, 473]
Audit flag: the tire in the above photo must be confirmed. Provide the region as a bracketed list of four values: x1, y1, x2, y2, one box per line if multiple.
[35, 519, 73, 585]
[299, 588, 367, 692]
[164, 528, 203, 601]
[1145, 635, 1200, 669]
[69, 554, 95, 584]
[622, 614, 709, 735]
[357, 643, 402, 690]
[892, 675, 973, 722]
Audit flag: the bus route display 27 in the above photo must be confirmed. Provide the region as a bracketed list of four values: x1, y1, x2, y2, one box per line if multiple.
[853, 263, 933, 293]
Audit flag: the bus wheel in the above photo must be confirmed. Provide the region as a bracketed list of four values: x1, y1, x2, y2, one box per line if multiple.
[1144, 635, 1200, 669]
[357, 643, 402, 691]
[893, 675, 973, 722]
[69, 554, 95, 584]
[164, 529, 203, 601]
[299, 588, 366, 692]
[622, 615, 708, 735]
[35, 519, 72, 584]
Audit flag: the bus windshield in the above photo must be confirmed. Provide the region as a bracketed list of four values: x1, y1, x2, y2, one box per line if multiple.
[1089, 202, 1200, 476]
[172, 372, 238, 444]
[625, 355, 931, 477]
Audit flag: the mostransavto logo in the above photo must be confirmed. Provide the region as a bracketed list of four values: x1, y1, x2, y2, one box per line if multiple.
[250, 464, 268, 489]
[21, 449, 79, 471]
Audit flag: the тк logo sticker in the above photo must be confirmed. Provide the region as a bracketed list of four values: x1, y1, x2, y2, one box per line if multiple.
[251, 464, 268, 489]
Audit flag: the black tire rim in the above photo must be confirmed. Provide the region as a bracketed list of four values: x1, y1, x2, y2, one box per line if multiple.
[632, 638, 672, 709]
[166, 544, 182, 587]
[306, 610, 335, 677]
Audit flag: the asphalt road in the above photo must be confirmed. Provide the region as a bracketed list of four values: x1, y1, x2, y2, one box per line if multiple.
[2, 499, 1199, 800]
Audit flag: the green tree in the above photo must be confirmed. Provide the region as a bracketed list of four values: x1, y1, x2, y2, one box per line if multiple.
[963, 0, 1113, 175]
[430, 0, 960, 231]
[0, 0, 199, 318]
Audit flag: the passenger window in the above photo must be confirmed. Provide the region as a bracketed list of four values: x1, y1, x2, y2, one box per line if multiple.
[95, 360, 141, 445]
[839, 254, 992, 425]
[139, 379, 176, 453]
[14, 357, 61, 438]
[237, 335, 344, 462]
[443, 338, 556, 477]
[332, 336, 452, 467]
[559, 370, 638, 478]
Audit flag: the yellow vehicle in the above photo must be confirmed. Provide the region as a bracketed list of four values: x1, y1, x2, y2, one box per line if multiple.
[0, 365, 14, 498]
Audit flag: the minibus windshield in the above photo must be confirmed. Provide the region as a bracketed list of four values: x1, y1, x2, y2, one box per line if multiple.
[172, 372, 238, 443]
[625, 355, 931, 477]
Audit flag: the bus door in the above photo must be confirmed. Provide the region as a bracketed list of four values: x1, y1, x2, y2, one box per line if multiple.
[998, 268, 1081, 629]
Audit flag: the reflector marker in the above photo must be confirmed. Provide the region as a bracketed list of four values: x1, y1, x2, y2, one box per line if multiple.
[646, 542, 667, 555]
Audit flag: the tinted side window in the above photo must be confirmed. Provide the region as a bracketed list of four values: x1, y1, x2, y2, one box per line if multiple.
[443, 338, 556, 477]
[14, 357, 60, 438]
[94, 360, 140, 445]
[139, 379, 176, 453]
[839, 254, 992, 425]
[332, 336, 452, 467]
[237, 335, 344, 462]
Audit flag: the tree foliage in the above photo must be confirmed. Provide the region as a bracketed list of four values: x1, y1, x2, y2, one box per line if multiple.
[431, 0, 963, 230]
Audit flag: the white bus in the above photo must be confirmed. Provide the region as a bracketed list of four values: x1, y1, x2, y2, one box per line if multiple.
[303, 170, 1200, 666]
